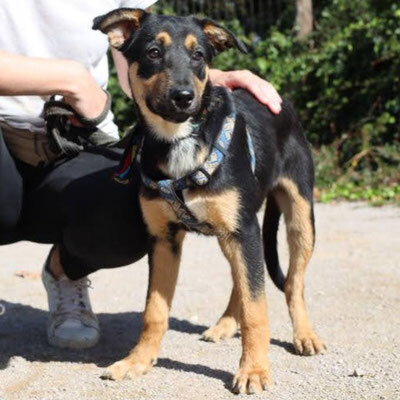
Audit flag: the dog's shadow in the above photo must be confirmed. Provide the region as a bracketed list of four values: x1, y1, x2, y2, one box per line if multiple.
[0, 301, 293, 387]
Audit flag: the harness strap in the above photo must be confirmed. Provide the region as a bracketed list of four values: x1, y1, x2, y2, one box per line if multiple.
[142, 176, 205, 230]
[113, 135, 142, 184]
[247, 129, 256, 174]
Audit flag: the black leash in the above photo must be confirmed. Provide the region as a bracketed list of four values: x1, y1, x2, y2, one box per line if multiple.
[43, 90, 120, 158]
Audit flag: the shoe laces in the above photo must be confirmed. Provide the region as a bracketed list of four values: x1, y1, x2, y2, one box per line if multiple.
[53, 277, 92, 320]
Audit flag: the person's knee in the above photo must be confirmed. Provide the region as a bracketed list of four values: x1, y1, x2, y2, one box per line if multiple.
[0, 183, 23, 235]
[0, 203, 21, 234]
[0, 131, 24, 235]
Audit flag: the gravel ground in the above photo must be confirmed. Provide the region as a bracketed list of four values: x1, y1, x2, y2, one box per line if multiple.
[0, 202, 399, 400]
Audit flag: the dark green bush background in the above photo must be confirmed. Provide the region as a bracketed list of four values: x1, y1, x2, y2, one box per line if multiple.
[108, 0, 400, 203]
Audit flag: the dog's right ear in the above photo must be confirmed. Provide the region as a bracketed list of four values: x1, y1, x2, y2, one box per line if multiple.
[93, 8, 148, 49]
[194, 18, 249, 55]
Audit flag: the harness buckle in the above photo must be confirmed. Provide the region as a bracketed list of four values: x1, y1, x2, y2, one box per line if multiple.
[191, 168, 211, 186]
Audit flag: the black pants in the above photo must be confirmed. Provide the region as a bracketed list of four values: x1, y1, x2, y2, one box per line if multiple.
[0, 127, 149, 280]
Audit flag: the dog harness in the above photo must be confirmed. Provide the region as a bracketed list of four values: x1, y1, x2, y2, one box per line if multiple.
[114, 101, 256, 233]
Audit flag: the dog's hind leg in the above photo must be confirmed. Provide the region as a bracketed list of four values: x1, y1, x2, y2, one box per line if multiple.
[218, 219, 271, 394]
[202, 283, 240, 342]
[275, 178, 325, 356]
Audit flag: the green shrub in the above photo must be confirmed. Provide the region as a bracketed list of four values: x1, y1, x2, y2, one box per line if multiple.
[215, 1, 400, 149]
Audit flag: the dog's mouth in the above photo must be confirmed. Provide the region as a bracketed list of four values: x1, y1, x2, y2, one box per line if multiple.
[146, 98, 200, 123]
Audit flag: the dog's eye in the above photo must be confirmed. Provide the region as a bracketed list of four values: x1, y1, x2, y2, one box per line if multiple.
[192, 51, 204, 61]
[147, 48, 161, 60]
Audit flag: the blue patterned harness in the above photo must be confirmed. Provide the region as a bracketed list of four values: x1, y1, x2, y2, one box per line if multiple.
[115, 101, 256, 234]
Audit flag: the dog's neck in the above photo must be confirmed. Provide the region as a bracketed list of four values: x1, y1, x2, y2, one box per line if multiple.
[137, 85, 228, 181]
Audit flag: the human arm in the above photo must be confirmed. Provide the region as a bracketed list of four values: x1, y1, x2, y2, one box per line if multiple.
[111, 48, 132, 98]
[0, 51, 107, 119]
[209, 69, 282, 114]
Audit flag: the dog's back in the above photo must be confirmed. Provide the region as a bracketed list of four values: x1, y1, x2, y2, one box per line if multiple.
[234, 89, 314, 200]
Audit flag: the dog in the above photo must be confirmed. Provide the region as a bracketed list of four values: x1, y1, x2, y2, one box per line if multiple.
[93, 8, 326, 395]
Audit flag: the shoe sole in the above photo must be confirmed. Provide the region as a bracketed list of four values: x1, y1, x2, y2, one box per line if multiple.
[48, 334, 99, 349]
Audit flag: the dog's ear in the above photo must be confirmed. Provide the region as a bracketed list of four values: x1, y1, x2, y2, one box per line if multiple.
[195, 18, 248, 55]
[93, 8, 148, 49]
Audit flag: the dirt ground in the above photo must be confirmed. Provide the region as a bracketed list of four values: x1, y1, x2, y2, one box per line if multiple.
[0, 202, 399, 400]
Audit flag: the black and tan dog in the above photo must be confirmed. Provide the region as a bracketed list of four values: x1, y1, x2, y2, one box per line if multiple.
[94, 8, 325, 395]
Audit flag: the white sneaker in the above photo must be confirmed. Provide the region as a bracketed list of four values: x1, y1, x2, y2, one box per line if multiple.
[42, 266, 100, 349]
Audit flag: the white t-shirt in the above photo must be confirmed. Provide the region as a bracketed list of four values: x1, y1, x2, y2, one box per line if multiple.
[0, 0, 157, 137]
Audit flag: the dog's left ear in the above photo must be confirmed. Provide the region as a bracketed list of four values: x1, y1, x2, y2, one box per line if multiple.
[93, 8, 149, 49]
[195, 18, 248, 54]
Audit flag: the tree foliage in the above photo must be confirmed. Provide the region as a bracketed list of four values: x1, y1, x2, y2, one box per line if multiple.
[213, 0, 400, 167]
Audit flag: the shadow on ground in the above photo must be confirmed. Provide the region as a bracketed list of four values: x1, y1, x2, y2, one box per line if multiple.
[0, 301, 294, 386]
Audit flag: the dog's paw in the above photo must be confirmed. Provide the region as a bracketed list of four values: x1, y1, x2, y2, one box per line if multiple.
[232, 366, 271, 395]
[293, 331, 326, 356]
[101, 358, 154, 381]
[101, 360, 131, 381]
[201, 317, 238, 343]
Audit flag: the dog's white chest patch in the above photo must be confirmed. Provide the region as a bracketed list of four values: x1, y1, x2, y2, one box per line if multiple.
[167, 137, 200, 179]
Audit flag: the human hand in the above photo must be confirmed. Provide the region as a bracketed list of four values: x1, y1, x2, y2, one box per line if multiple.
[63, 63, 108, 121]
[209, 69, 282, 114]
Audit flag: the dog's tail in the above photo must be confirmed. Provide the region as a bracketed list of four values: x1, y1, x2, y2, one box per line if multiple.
[262, 193, 286, 292]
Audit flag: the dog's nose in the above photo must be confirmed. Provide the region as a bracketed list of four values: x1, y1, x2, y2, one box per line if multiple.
[170, 89, 195, 110]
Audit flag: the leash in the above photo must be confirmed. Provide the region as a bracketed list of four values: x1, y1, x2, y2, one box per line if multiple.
[43, 90, 112, 128]
[43, 90, 118, 158]
[114, 94, 256, 233]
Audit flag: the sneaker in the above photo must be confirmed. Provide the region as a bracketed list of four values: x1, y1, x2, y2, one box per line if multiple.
[42, 260, 100, 349]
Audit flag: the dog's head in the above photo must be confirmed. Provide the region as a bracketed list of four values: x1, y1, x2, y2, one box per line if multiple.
[93, 9, 247, 140]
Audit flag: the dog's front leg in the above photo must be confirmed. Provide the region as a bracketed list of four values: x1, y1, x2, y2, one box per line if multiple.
[103, 231, 185, 381]
[218, 219, 271, 395]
